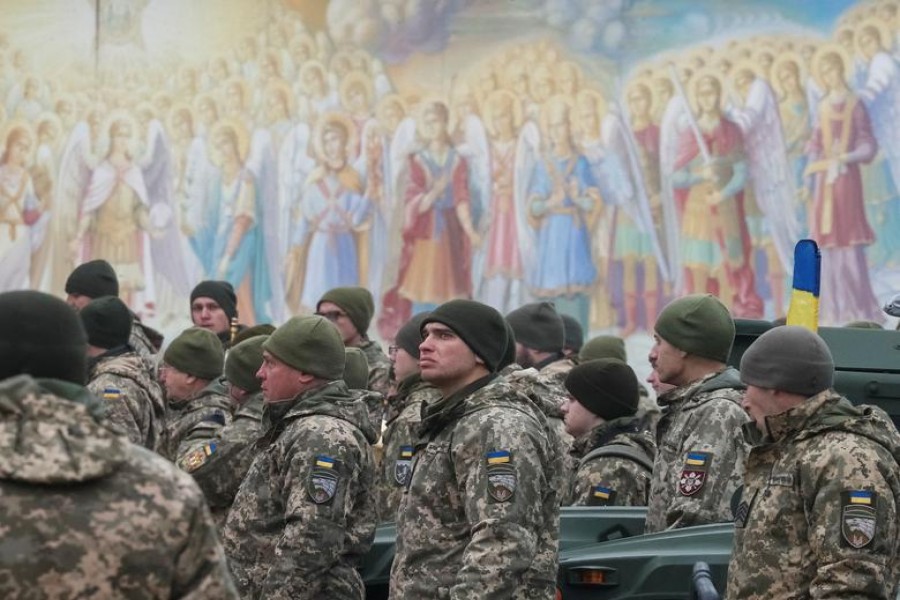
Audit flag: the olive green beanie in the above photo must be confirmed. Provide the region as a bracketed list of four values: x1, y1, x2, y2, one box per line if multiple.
[164, 327, 224, 380]
[224, 335, 267, 393]
[565, 358, 639, 420]
[263, 315, 345, 380]
[654, 294, 734, 363]
[343, 347, 370, 390]
[506, 301, 565, 352]
[740, 326, 833, 396]
[317, 286, 375, 335]
[578, 335, 627, 363]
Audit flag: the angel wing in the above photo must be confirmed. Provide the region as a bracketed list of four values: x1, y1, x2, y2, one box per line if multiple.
[247, 128, 286, 323]
[455, 113, 491, 291]
[277, 121, 315, 259]
[658, 94, 689, 294]
[603, 107, 672, 281]
[513, 120, 540, 286]
[727, 78, 799, 272]
[859, 51, 900, 201]
[355, 117, 392, 306]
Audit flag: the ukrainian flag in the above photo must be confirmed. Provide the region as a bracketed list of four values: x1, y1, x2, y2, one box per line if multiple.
[849, 491, 873, 505]
[593, 486, 612, 500]
[102, 388, 121, 400]
[400, 446, 414, 459]
[685, 452, 707, 467]
[315, 456, 335, 469]
[487, 450, 511, 465]
[786, 239, 820, 332]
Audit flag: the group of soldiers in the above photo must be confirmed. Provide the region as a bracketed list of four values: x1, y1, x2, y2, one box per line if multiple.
[0, 256, 899, 599]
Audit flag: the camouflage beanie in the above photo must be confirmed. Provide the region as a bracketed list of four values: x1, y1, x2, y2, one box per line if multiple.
[506, 302, 565, 352]
[264, 315, 345, 380]
[0, 291, 88, 385]
[80, 296, 132, 350]
[654, 294, 734, 363]
[317, 286, 374, 335]
[164, 327, 224, 380]
[498, 320, 517, 370]
[395, 312, 430, 359]
[579, 335, 627, 363]
[190, 280, 237, 321]
[561, 314, 584, 353]
[740, 326, 834, 396]
[565, 358, 639, 421]
[225, 335, 267, 393]
[422, 299, 508, 372]
[65, 259, 119, 299]
[343, 347, 370, 390]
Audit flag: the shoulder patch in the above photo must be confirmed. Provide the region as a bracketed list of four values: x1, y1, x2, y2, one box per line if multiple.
[102, 387, 122, 400]
[588, 484, 617, 506]
[394, 445, 414, 487]
[679, 451, 712, 496]
[180, 441, 218, 473]
[841, 490, 878, 549]
[308, 455, 341, 504]
[486, 450, 516, 502]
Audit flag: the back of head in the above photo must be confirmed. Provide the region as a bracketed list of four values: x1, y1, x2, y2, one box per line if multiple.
[163, 327, 225, 380]
[80, 296, 133, 350]
[740, 325, 834, 396]
[564, 358, 639, 421]
[343, 347, 370, 390]
[506, 302, 565, 353]
[655, 294, 735, 363]
[232, 323, 276, 346]
[423, 299, 509, 372]
[579, 335, 627, 363]
[499, 320, 517, 370]
[0, 291, 88, 384]
[317, 286, 375, 336]
[395, 311, 430, 359]
[190, 280, 238, 321]
[561, 313, 584, 353]
[264, 315, 346, 380]
[225, 335, 268, 393]
[65, 259, 119, 299]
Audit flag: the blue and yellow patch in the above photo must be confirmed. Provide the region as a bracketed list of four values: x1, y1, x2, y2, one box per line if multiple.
[849, 490, 874, 505]
[486, 450, 511, 465]
[593, 485, 613, 500]
[685, 452, 708, 467]
[588, 484, 617, 506]
[181, 441, 217, 473]
[399, 446, 414, 459]
[102, 387, 121, 400]
[315, 455, 336, 469]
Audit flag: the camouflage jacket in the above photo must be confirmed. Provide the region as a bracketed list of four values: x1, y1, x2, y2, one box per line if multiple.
[87, 351, 167, 451]
[181, 393, 265, 526]
[727, 391, 900, 600]
[568, 416, 656, 507]
[130, 316, 163, 361]
[389, 375, 562, 600]
[0, 375, 237, 599]
[359, 338, 391, 427]
[538, 356, 576, 381]
[644, 367, 750, 533]
[223, 380, 378, 600]
[377, 373, 441, 522]
[161, 379, 233, 463]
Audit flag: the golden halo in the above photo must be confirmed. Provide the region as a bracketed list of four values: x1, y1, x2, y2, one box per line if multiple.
[166, 102, 195, 137]
[312, 111, 358, 163]
[0, 119, 36, 164]
[574, 88, 608, 135]
[99, 110, 139, 158]
[625, 76, 656, 119]
[811, 42, 852, 90]
[375, 93, 408, 127]
[339, 70, 375, 112]
[221, 77, 251, 111]
[856, 18, 892, 57]
[414, 95, 451, 140]
[34, 111, 62, 138]
[556, 60, 584, 88]
[687, 67, 726, 115]
[483, 88, 523, 137]
[209, 118, 251, 164]
[538, 94, 574, 139]
[192, 93, 219, 119]
[298, 60, 328, 94]
[770, 51, 807, 97]
[265, 78, 296, 117]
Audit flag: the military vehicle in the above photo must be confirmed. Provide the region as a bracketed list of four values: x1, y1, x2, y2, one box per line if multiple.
[363, 320, 900, 599]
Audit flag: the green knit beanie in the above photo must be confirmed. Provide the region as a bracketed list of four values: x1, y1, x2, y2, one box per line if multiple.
[343, 347, 370, 390]
[506, 301, 564, 352]
[264, 315, 345, 380]
[579, 335, 627, 363]
[317, 286, 375, 335]
[395, 312, 430, 359]
[565, 358, 639, 420]
[654, 294, 734, 362]
[164, 327, 224, 380]
[224, 335, 267, 393]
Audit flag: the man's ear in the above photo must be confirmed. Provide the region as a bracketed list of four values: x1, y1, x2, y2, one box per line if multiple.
[297, 371, 316, 385]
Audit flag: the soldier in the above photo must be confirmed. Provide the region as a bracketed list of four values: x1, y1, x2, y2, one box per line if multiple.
[180, 334, 267, 525]
[390, 300, 560, 598]
[65, 259, 163, 360]
[562, 359, 655, 506]
[223, 316, 378, 599]
[0, 291, 237, 598]
[345, 346, 384, 432]
[561, 313, 584, 359]
[81, 296, 166, 451]
[159, 327, 232, 463]
[507, 301, 571, 376]
[728, 326, 900, 599]
[190, 280, 242, 348]
[378, 312, 441, 522]
[644, 294, 750, 533]
[317, 286, 392, 407]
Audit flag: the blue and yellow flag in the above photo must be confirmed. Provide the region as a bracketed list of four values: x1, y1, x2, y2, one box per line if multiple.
[786, 239, 821, 332]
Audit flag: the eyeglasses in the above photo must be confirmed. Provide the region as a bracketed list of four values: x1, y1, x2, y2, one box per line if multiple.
[315, 310, 348, 322]
[388, 345, 399, 357]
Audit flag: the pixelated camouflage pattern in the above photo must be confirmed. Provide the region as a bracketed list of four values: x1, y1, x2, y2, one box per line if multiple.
[0, 374, 238, 599]
[636, 383, 661, 437]
[539, 356, 576, 380]
[644, 367, 750, 533]
[130, 317, 163, 361]
[567, 416, 656, 506]
[377, 373, 441, 522]
[161, 379, 233, 463]
[87, 351, 166, 451]
[727, 391, 900, 600]
[389, 375, 562, 600]
[359, 339, 391, 427]
[183, 392, 264, 526]
[223, 380, 377, 599]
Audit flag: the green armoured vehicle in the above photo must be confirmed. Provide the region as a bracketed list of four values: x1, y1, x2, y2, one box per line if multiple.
[363, 320, 900, 599]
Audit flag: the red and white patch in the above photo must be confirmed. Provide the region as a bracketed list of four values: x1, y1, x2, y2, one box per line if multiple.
[679, 469, 707, 496]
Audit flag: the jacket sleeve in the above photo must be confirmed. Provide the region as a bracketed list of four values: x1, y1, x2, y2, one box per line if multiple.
[570, 456, 651, 507]
[450, 409, 547, 600]
[803, 434, 899, 599]
[88, 376, 145, 446]
[664, 394, 750, 529]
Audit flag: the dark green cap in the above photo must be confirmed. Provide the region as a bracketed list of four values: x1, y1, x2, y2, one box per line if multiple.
[343, 347, 370, 390]
[164, 327, 224, 380]
[80, 296, 132, 349]
[317, 286, 375, 335]
[225, 335, 267, 392]
[654, 294, 734, 363]
[579, 335, 627, 363]
[264, 315, 345, 380]
[423, 299, 508, 372]
[506, 301, 564, 352]
[565, 358, 639, 420]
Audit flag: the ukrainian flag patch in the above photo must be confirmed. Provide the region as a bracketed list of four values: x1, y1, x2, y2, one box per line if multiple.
[841, 490, 878, 549]
[486, 450, 511, 465]
[316, 456, 336, 469]
[180, 441, 217, 473]
[588, 484, 617, 506]
[685, 452, 708, 467]
[102, 387, 121, 400]
[849, 490, 874, 505]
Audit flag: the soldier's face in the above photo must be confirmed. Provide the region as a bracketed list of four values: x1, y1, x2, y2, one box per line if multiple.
[515, 342, 536, 369]
[648, 332, 687, 387]
[66, 293, 92, 311]
[315, 301, 359, 345]
[392, 346, 419, 383]
[257, 350, 307, 403]
[646, 368, 676, 396]
[741, 384, 786, 433]
[161, 365, 198, 402]
[191, 297, 230, 335]
[418, 323, 484, 389]
[561, 395, 598, 438]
